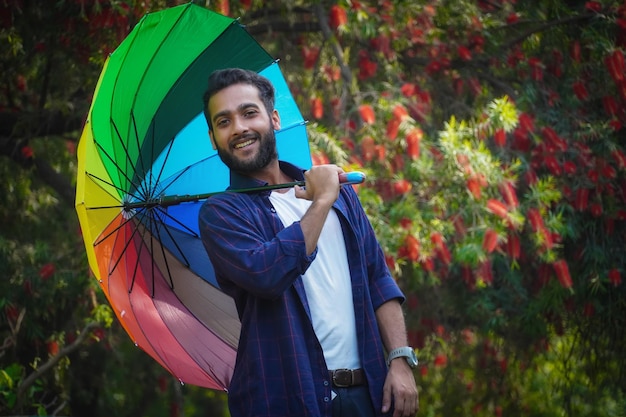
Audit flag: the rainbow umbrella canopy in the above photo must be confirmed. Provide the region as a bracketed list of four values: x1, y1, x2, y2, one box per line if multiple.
[75, 3, 311, 390]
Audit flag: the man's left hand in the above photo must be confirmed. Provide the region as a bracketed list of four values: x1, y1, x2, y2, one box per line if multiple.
[381, 359, 419, 416]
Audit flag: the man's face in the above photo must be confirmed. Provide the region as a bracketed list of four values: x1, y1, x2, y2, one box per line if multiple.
[207, 83, 280, 174]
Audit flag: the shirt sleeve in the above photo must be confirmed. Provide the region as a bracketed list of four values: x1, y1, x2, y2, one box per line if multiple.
[198, 193, 316, 300]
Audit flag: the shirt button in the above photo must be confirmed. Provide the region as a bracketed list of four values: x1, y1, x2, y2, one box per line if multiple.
[323, 396, 330, 402]
[323, 380, 329, 386]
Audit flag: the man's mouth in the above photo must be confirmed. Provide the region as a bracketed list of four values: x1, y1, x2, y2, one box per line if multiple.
[233, 139, 255, 149]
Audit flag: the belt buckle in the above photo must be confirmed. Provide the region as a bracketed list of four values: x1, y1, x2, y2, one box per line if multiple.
[332, 368, 353, 388]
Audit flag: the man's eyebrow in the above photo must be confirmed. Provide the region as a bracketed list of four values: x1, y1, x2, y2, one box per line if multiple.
[212, 102, 261, 124]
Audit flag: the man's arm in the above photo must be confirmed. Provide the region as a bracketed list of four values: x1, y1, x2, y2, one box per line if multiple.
[376, 300, 419, 417]
[295, 165, 343, 255]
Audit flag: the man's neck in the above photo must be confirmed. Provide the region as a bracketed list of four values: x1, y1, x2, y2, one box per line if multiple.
[237, 159, 292, 186]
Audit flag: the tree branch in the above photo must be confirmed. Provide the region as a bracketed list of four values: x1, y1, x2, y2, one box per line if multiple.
[17, 322, 99, 403]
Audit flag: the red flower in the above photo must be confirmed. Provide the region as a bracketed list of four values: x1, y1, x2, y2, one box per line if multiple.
[457, 45, 472, 61]
[477, 259, 493, 284]
[400, 235, 420, 262]
[498, 181, 519, 208]
[301, 46, 320, 70]
[570, 40, 581, 63]
[405, 128, 422, 160]
[518, 112, 535, 133]
[39, 263, 56, 280]
[431, 232, 451, 265]
[575, 188, 589, 211]
[46, 340, 60, 356]
[393, 179, 412, 195]
[359, 104, 376, 124]
[527, 208, 544, 231]
[608, 269, 621, 286]
[572, 80, 589, 100]
[329, 5, 348, 30]
[493, 128, 506, 146]
[433, 354, 447, 367]
[21, 146, 34, 159]
[482, 229, 499, 253]
[360, 136, 376, 162]
[486, 199, 508, 219]
[605, 50, 625, 83]
[506, 233, 521, 259]
[358, 51, 377, 80]
[584, 1, 602, 12]
[310, 97, 323, 119]
[528, 57, 543, 81]
[552, 260, 573, 289]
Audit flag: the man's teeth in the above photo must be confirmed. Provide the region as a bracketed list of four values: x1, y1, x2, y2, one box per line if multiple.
[234, 139, 254, 149]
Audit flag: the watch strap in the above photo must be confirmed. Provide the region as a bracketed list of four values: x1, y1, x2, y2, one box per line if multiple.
[386, 346, 417, 367]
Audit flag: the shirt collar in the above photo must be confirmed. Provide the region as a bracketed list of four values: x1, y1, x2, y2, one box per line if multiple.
[228, 161, 306, 194]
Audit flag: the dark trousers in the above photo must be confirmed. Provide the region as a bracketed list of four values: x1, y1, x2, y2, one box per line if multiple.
[332, 386, 377, 417]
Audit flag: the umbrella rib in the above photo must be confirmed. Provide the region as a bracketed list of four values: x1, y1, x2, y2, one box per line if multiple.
[93, 136, 146, 202]
[155, 205, 199, 238]
[110, 118, 149, 201]
[150, 210, 176, 293]
[130, 108, 146, 192]
[127, 219, 146, 294]
[106, 212, 149, 279]
[86, 172, 142, 207]
[94, 212, 136, 247]
[149, 123, 177, 197]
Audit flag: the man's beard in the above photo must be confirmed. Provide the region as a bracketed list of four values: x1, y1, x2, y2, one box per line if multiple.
[216, 126, 278, 175]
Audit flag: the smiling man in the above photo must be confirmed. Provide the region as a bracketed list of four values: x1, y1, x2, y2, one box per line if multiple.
[198, 68, 418, 417]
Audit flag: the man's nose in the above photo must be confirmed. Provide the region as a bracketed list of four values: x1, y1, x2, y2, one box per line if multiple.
[231, 115, 248, 135]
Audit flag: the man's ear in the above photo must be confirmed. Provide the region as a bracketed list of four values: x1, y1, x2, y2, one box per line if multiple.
[208, 130, 217, 150]
[271, 109, 281, 131]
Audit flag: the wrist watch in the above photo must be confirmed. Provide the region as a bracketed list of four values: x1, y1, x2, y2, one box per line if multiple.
[387, 346, 418, 368]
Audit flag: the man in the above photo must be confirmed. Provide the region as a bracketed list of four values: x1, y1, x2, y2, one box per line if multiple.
[198, 68, 418, 417]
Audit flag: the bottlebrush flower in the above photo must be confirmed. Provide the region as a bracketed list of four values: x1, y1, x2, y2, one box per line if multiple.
[493, 128, 506, 146]
[393, 179, 412, 195]
[359, 104, 375, 124]
[482, 229, 499, 253]
[39, 263, 56, 280]
[433, 354, 448, 367]
[486, 199, 508, 219]
[608, 269, 621, 286]
[605, 50, 625, 83]
[552, 259, 573, 289]
[572, 80, 589, 100]
[310, 97, 323, 119]
[498, 181, 519, 208]
[431, 232, 451, 265]
[506, 233, 521, 259]
[329, 5, 348, 30]
[457, 45, 472, 61]
[360, 136, 376, 162]
[399, 235, 420, 262]
[405, 128, 422, 159]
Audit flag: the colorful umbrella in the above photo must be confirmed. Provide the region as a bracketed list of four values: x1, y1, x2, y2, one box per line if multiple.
[74, 3, 314, 390]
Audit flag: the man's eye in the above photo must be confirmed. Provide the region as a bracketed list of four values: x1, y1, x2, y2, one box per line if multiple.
[244, 110, 258, 117]
[216, 119, 229, 127]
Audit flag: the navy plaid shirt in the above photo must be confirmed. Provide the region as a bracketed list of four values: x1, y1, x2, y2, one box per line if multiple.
[199, 162, 404, 417]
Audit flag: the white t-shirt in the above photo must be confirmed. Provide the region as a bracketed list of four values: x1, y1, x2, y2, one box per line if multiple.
[269, 188, 360, 370]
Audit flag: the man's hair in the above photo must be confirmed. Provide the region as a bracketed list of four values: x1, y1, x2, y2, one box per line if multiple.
[202, 68, 275, 131]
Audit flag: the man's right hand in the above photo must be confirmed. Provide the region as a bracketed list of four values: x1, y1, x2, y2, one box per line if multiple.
[294, 164, 343, 205]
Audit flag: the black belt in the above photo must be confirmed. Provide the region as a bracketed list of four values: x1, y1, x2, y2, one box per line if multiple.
[328, 368, 366, 387]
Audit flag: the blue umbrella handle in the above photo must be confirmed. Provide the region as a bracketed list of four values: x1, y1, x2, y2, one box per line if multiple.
[339, 171, 366, 185]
